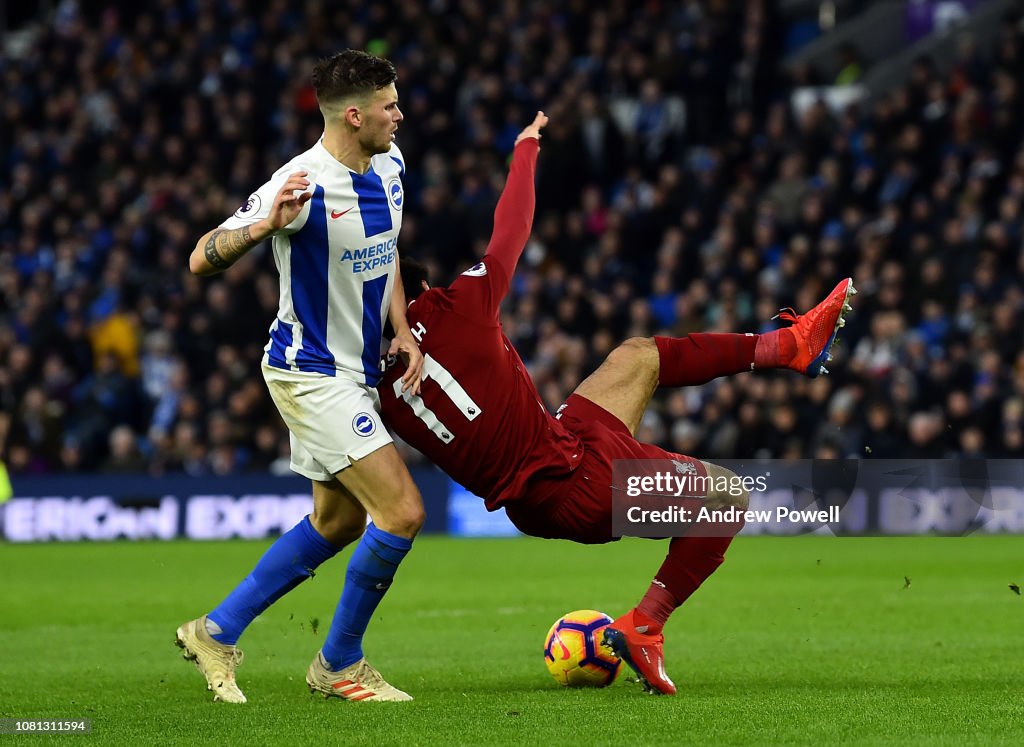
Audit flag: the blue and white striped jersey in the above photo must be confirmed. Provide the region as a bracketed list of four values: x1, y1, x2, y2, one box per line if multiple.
[221, 139, 405, 386]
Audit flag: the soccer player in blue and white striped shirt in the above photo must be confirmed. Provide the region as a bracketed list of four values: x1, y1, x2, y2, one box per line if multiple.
[178, 50, 424, 703]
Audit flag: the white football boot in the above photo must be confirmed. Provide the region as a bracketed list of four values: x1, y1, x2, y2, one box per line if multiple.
[174, 616, 247, 704]
[306, 651, 412, 702]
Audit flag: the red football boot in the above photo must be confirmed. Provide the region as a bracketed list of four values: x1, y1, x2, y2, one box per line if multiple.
[602, 610, 676, 695]
[775, 277, 856, 377]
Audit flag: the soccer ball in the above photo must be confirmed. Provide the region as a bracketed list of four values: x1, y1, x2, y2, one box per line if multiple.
[543, 609, 622, 687]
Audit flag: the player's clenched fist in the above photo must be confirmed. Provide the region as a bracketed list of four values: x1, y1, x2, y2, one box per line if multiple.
[514, 111, 548, 146]
[267, 171, 313, 230]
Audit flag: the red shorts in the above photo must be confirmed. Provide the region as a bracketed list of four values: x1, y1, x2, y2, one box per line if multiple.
[504, 394, 705, 544]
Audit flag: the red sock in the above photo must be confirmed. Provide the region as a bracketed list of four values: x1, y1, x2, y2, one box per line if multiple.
[634, 588, 676, 634]
[654, 331, 797, 387]
[654, 333, 756, 387]
[635, 534, 739, 632]
[753, 328, 797, 370]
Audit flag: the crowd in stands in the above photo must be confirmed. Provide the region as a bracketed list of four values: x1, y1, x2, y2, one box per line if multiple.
[2, 0, 1023, 476]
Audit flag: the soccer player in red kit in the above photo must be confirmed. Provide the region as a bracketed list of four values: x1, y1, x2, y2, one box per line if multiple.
[378, 112, 855, 695]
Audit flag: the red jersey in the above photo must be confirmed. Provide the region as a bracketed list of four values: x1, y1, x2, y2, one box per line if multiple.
[378, 139, 583, 509]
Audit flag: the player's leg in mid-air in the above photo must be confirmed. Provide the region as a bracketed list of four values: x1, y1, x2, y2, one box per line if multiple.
[572, 277, 858, 433]
[175, 476, 365, 703]
[650, 277, 856, 389]
[569, 277, 856, 694]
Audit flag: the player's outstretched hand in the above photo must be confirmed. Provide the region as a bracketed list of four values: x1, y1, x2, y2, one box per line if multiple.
[390, 329, 424, 395]
[514, 111, 548, 146]
[267, 171, 312, 231]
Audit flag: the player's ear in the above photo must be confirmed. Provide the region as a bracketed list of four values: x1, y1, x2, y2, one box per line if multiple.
[344, 104, 361, 129]
[420, 280, 429, 292]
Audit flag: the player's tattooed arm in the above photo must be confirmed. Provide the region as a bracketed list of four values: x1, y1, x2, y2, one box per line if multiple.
[189, 171, 311, 276]
[190, 221, 271, 276]
[203, 226, 256, 271]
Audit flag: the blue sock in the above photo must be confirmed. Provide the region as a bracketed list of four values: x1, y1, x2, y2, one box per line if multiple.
[207, 516, 339, 645]
[321, 523, 413, 670]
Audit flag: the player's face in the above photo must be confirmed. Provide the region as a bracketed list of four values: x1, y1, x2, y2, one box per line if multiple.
[358, 83, 403, 155]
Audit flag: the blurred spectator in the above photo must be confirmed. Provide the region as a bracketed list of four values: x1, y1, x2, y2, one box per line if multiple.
[100, 425, 148, 473]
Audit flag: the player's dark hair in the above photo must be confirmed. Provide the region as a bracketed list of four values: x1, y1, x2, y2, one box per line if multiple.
[401, 257, 430, 302]
[383, 257, 430, 340]
[312, 49, 397, 107]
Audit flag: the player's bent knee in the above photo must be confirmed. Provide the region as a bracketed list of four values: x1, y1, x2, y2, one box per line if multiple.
[405, 505, 427, 536]
[373, 482, 426, 539]
[729, 482, 750, 512]
[701, 462, 750, 512]
[610, 337, 659, 383]
[378, 503, 425, 539]
[609, 337, 656, 365]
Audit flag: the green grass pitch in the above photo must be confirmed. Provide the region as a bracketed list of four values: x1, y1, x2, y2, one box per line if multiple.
[1, 535, 1021, 745]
